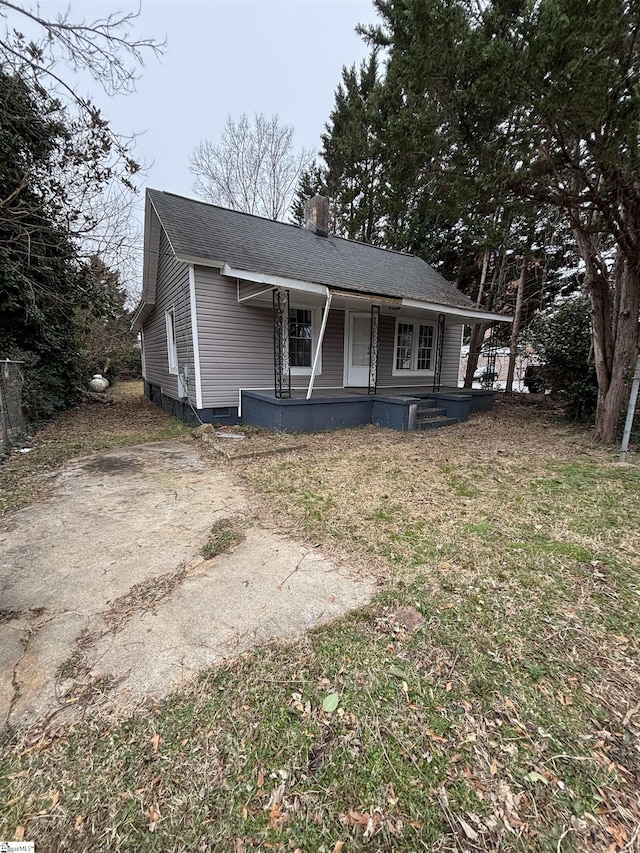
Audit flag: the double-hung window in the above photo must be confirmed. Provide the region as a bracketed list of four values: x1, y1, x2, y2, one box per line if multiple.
[165, 308, 178, 375]
[289, 307, 321, 375]
[393, 319, 435, 375]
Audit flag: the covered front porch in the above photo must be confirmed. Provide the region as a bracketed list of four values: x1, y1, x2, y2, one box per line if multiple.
[240, 386, 494, 433]
[223, 268, 510, 433]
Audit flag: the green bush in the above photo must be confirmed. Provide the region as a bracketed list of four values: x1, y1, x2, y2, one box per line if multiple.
[529, 296, 598, 421]
[12, 349, 85, 423]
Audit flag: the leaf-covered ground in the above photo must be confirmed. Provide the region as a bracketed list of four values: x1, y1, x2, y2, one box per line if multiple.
[1, 392, 639, 852]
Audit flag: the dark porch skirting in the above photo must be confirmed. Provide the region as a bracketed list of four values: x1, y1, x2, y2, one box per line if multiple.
[144, 382, 494, 433]
[241, 388, 493, 433]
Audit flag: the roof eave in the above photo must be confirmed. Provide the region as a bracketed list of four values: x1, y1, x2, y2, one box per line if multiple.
[131, 302, 153, 332]
[176, 254, 225, 268]
[402, 298, 513, 323]
[221, 263, 329, 297]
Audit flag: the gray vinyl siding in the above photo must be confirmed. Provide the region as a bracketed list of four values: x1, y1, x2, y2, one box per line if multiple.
[141, 230, 194, 402]
[314, 309, 344, 387]
[441, 323, 464, 386]
[195, 266, 273, 407]
[375, 314, 462, 389]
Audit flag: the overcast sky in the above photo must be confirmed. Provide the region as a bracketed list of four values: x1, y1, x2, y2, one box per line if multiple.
[47, 0, 378, 199]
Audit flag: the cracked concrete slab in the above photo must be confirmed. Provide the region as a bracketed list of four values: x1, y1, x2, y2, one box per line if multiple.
[0, 442, 374, 729]
[9, 611, 90, 728]
[87, 527, 371, 700]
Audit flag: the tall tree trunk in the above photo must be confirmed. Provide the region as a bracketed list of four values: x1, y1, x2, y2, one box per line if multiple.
[506, 254, 527, 393]
[593, 255, 640, 442]
[573, 229, 639, 443]
[463, 249, 491, 388]
[464, 322, 488, 388]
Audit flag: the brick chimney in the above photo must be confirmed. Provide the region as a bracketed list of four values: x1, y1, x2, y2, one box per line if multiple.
[304, 194, 329, 237]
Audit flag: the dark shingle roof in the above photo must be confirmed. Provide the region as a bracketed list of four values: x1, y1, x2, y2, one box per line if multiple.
[147, 189, 476, 310]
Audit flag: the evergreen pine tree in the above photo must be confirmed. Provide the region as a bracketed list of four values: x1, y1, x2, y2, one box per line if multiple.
[321, 52, 385, 243]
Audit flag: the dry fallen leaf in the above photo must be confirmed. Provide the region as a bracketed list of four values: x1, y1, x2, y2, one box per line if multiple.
[74, 815, 84, 829]
[331, 841, 345, 853]
[257, 768, 264, 789]
[425, 729, 448, 743]
[151, 732, 160, 753]
[149, 804, 161, 831]
[458, 816, 480, 841]
[14, 826, 25, 841]
[266, 783, 285, 809]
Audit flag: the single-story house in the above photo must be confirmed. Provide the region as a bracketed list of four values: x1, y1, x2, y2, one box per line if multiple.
[133, 190, 511, 432]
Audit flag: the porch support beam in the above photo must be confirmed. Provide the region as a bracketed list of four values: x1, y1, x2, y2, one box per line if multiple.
[368, 304, 380, 394]
[433, 313, 446, 391]
[306, 291, 332, 400]
[484, 322, 499, 389]
[273, 287, 291, 399]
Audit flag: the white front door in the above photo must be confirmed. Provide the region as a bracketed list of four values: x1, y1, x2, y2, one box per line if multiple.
[346, 313, 371, 386]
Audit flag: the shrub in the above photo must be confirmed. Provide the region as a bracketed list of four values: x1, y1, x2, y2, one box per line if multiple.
[529, 296, 598, 421]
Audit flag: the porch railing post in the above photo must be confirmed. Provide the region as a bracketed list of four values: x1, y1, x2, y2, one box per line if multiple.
[273, 287, 291, 399]
[433, 313, 445, 391]
[368, 304, 380, 394]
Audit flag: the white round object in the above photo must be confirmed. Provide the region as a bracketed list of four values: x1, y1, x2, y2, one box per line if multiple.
[89, 376, 109, 392]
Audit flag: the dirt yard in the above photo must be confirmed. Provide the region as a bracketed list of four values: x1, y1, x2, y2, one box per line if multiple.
[0, 384, 638, 853]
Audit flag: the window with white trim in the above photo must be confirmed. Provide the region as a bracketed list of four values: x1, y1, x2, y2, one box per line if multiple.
[165, 308, 178, 375]
[289, 306, 321, 375]
[393, 319, 435, 375]
[289, 308, 313, 368]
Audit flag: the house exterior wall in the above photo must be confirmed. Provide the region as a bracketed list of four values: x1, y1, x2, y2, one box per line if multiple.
[193, 265, 464, 409]
[194, 265, 274, 407]
[141, 230, 194, 403]
[194, 265, 349, 407]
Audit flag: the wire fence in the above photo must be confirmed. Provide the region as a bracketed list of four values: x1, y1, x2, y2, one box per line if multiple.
[0, 360, 25, 453]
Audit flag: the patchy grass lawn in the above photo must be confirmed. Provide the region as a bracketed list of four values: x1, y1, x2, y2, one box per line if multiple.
[0, 382, 191, 514]
[1, 397, 639, 852]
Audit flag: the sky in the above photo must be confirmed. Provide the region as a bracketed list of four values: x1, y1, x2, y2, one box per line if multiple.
[33, 0, 378, 199]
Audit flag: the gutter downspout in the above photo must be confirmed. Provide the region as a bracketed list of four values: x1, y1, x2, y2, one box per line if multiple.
[306, 290, 332, 400]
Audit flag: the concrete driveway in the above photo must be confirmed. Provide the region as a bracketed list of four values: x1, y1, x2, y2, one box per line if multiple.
[0, 442, 374, 729]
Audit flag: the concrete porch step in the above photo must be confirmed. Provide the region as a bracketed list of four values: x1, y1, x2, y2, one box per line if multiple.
[416, 406, 448, 423]
[416, 416, 459, 430]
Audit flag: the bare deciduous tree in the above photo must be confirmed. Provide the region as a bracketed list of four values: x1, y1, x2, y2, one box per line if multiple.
[0, 1, 163, 105]
[0, 1, 163, 297]
[191, 114, 314, 221]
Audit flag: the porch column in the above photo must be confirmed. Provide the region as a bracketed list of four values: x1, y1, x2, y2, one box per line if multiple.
[484, 322, 498, 389]
[306, 290, 332, 399]
[273, 287, 291, 399]
[432, 313, 446, 391]
[368, 304, 380, 394]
